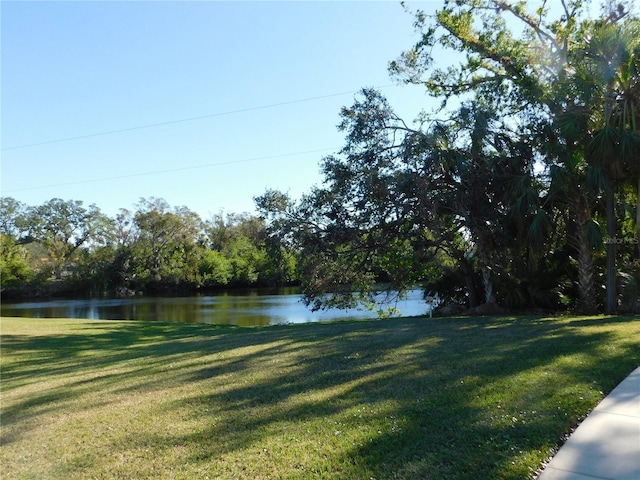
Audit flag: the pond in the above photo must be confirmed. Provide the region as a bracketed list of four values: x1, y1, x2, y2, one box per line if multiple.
[0, 288, 431, 327]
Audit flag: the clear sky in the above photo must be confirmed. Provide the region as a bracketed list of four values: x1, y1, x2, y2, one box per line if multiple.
[2, 1, 438, 219]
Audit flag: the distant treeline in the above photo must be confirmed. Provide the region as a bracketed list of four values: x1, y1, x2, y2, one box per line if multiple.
[0, 197, 298, 299]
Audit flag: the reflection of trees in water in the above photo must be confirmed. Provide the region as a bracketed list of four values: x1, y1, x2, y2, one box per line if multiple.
[0, 289, 429, 326]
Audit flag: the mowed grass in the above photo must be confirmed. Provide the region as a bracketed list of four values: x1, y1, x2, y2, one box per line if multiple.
[1, 314, 638, 479]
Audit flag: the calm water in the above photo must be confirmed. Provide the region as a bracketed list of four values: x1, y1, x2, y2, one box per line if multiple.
[0, 288, 431, 326]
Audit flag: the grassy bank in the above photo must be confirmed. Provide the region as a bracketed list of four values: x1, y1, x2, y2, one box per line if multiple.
[1, 315, 638, 479]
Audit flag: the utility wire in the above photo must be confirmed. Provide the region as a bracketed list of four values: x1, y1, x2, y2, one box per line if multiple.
[3, 147, 338, 193]
[2, 84, 395, 151]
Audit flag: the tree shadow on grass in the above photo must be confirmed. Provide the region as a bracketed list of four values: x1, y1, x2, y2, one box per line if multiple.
[1, 315, 639, 479]
[171, 316, 639, 478]
[1, 322, 239, 431]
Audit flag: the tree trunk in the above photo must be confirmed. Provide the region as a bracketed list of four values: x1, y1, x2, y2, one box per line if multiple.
[481, 265, 496, 304]
[577, 235, 597, 314]
[460, 256, 480, 308]
[572, 196, 598, 314]
[636, 176, 640, 248]
[478, 248, 496, 304]
[606, 184, 616, 314]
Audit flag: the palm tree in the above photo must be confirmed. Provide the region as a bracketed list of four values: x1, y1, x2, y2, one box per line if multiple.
[549, 154, 603, 313]
[583, 18, 640, 313]
[556, 13, 640, 313]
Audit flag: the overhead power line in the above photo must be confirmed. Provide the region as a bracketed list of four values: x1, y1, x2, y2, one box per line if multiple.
[2, 84, 396, 151]
[2, 147, 338, 193]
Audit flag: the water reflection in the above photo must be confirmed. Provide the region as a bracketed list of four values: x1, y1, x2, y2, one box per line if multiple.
[0, 289, 430, 326]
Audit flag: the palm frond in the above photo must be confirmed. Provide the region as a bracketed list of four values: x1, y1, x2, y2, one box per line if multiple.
[583, 218, 604, 250]
[528, 209, 551, 252]
[619, 129, 640, 166]
[586, 163, 609, 192]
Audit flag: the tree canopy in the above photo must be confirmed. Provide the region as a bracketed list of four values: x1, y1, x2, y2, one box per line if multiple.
[259, 0, 639, 314]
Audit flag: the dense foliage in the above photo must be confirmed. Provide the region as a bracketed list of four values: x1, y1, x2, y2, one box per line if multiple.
[258, 0, 639, 314]
[0, 197, 298, 298]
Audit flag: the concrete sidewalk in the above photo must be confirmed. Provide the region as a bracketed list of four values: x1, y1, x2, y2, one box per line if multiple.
[538, 366, 640, 480]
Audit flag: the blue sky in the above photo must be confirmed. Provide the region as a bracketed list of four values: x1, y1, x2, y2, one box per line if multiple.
[2, 1, 438, 219]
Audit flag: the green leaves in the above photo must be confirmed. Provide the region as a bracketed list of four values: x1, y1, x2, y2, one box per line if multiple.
[527, 210, 552, 253]
[0, 234, 34, 287]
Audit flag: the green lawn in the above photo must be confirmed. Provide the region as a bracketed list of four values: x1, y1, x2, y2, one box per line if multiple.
[1, 314, 638, 479]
